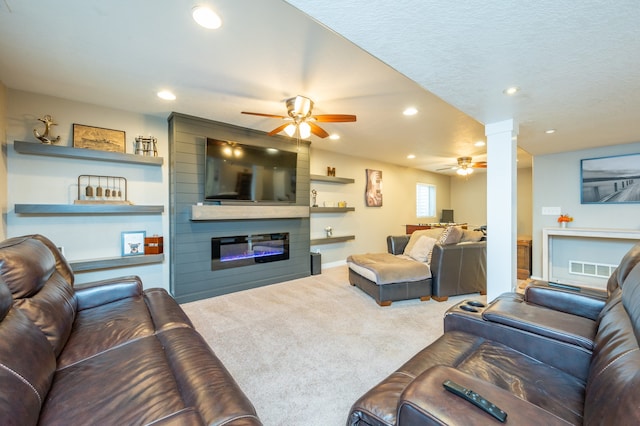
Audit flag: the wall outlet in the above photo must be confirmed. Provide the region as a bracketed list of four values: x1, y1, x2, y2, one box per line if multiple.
[542, 206, 561, 215]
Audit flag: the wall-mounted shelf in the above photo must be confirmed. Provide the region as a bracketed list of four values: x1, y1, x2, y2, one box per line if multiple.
[14, 140, 163, 166]
[191, 204, 309, 220]
[310, 207, 355, 213]
[70, 254, 164, 273]
[310, 235, 356, 245]
[15, 204, 164, 215]
[310, 174, 355, 184]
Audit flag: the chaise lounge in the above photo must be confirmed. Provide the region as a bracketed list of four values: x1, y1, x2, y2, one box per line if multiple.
[347, 226, 486, 306]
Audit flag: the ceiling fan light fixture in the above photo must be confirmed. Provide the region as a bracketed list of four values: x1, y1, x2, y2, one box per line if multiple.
[192, 6, 222, 29]
[284, 124, 296, 137]
[457, 167, 473, 176]
[298, 121, 311, 139]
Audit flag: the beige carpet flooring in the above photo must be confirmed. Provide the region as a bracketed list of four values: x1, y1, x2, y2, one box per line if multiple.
[181, 265, 487, 426]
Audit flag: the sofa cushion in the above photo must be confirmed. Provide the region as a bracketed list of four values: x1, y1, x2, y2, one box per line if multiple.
[438, 226, 463, 245]
[41, 335, 189, 425]
[0, 236, 77, 357]
[403, 229, 444, 255]
[460, 229, 485, 242]
[408, 236, 437, 263]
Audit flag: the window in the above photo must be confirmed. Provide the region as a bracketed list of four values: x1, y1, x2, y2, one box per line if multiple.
[416, 183, 436, 218]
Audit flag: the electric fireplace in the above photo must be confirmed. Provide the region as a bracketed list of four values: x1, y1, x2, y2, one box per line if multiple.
[211, 233, 290, 270]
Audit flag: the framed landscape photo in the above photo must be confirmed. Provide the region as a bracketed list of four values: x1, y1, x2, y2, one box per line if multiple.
[73, 123, 126, 153]
[581, 153, 640, 204]
[122, 231, 146, 256]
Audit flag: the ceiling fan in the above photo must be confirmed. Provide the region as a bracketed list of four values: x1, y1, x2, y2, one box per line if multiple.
[438, 157, 487, 175]
[241, 95, 356, 139]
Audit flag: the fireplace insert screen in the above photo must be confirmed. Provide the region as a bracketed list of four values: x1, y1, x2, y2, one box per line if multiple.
[211, 233, 289, 270]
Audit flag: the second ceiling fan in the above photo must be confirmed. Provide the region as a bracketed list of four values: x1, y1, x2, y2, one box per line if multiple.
[241, 95, 356, 139]
[438, 157, 487, 175]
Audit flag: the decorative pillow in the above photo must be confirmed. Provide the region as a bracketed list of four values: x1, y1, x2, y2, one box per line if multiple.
[408, 236, 437, 263]
[438, 226, 463, 245]
[460, 229, 485, 242]
[403, 229, 444, 255]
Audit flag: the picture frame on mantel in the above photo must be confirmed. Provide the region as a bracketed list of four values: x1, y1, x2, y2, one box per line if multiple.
[581, 153, 640, 204]
[122, 231, 146, 256]
[73, 123, 126, 153]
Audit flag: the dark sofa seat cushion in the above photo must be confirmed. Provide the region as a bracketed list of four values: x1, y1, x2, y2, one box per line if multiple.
[348, 331, 586, 426]
[41, 334, 189, 425]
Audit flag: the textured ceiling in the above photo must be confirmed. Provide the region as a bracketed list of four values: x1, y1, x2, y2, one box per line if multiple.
[1, 1, 638, 174]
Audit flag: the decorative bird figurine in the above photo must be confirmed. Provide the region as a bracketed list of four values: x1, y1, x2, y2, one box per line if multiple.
[33, 115, 60, 144]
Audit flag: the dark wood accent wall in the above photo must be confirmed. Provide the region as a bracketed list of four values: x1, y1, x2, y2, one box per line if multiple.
[168, 113, 311, 303]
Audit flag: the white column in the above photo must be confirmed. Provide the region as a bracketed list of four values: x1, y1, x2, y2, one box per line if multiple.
[485, 119, 518, 301]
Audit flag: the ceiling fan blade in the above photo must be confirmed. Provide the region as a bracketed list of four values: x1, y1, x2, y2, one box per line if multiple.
[267, 123, 291, 136]
[473, 162, 487, 168]
[312, 114, 357, 122]
[309, 122, 329, 138]
[241, 111, 288, 119]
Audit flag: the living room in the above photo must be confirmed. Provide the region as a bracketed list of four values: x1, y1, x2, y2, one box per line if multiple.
[2, 2, 640, 425]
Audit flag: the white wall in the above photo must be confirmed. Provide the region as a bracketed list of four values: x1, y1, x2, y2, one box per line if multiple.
[309, 147, 451, 266]
[6, 89, 169, 290]
[0, 81, 6, 240]
[450, 167, 532, 237]
[532, 142, 640, 279]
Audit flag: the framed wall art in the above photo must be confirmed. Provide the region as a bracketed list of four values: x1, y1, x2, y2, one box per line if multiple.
[365, 169, 383, 207]
[73, 123, 126, 153]
[122, 231, 146, 256]
[581, 153, 640, 204]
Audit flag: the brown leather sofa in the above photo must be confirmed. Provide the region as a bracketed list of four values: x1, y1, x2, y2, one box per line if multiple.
[347, 242, 640, 425]
[0, 234, 262, 425]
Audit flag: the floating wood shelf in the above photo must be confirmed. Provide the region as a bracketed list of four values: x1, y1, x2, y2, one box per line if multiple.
[310, 207, 355, 213]
[191, 204, 309, 220]
[309, 174, 355, 184]
[15, 204, 164, 215]
[310, 235, 356, 245]
[14, 140, 163, 166]
[70, 254, 164, 272]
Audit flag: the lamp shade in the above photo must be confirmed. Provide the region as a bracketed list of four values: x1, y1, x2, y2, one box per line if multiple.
[298, 121, 311, 139]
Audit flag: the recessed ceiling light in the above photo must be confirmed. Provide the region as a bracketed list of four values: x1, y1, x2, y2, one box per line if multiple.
[403, 107, 418, 116]
[503, 86, 520, 96]
[545, 129, 556, 134]
[407, 154, 416, 159]
[474, 140, 486, 147]
[157, 90, 176, 101]
[192, 6, 222, 29]
[329, 134, 340, 140]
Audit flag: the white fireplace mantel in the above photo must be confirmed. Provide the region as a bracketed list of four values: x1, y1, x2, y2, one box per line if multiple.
[542, 227, 640, 282]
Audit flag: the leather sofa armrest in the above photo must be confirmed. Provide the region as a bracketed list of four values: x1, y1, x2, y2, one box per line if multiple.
[430, 242, 486, 297]
[387, 235, 410, 255]
[74, 276, 143, 310]
[398, 366, 572, 426]
[524, 281, 607, 320]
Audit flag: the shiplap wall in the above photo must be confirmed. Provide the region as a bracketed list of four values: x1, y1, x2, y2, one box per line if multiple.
[168, 113, 310, 303]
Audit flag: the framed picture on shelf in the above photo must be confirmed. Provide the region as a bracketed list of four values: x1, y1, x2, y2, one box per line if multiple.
[73, 123, 126, 153]
[581, 153, 640, 204]
[122, 231, 146, 256]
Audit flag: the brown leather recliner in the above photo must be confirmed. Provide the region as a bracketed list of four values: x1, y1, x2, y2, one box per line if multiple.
[348, 242, 640, 425]
[0, 234, 262, 425]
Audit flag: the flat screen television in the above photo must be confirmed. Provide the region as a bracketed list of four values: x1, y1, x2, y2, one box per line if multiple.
[204, 138, 297, 203]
